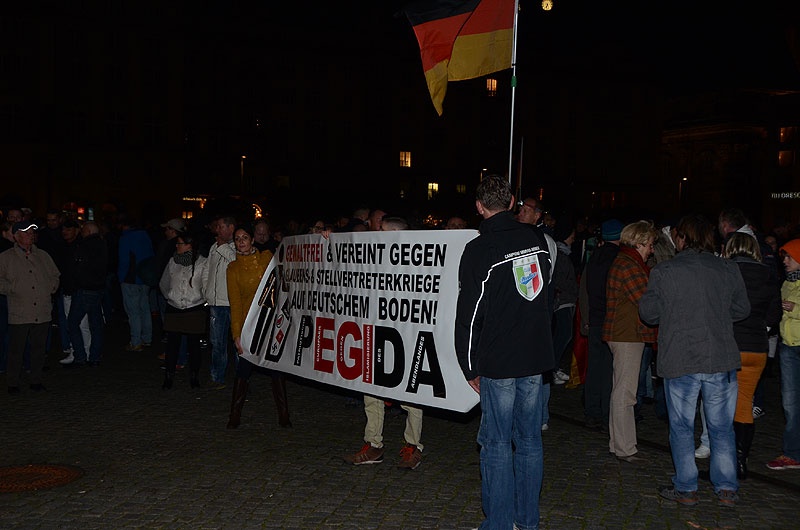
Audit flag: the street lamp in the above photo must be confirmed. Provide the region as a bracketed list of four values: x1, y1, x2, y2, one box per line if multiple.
[678, 177, 688, 207]
[240, 155, 246, 195]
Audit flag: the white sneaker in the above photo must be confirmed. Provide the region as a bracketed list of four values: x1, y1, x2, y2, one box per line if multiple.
[541, 423, 549, 431]
[753, 406, 765, 419]
[59, 352, 75, 365]
[695, 445, 710, 459]
[554, 369, 570, 382]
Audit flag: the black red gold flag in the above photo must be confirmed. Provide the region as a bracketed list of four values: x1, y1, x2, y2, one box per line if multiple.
[404, 0, 515, 115]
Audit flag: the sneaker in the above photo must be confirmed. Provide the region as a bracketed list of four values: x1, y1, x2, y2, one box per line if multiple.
[716, 489, 738, 507]
[125, 343, 143, 352]
[397, 444, 422, 470]
[554, 369, 570, 383]
[541, 423, 549, 431]
[59, 352, 75, 364]
[752, 406, 765, 419]
[766, 455, 800, 470]
[694, 445, 710, 459]
[343, 444, 385, 465]
[658, 486, 698, 506]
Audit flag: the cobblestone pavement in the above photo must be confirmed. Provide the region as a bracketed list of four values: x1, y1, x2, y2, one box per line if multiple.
[1, 319, 799, 529]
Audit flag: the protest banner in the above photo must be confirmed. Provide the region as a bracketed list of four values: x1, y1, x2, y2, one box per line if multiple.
[239, 229, 480, 413]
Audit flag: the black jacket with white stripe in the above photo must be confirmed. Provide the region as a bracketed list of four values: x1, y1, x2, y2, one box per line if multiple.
[455, 210, 555, 381]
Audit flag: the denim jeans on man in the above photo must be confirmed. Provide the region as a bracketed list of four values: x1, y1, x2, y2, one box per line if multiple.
[778, 343, 800, 461]
[120, 283, 152, 347]
[67, 289, 105, 364]
[478, 375, 543, 530]
[209, 306, 232, 383]
[664, 370, 738, 494]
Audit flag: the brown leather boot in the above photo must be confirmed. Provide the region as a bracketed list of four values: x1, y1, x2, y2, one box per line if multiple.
[272, 373, 292, 427]
[226, 377, 249, 429]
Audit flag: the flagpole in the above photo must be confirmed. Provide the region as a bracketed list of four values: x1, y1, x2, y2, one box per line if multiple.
[516, 136, 524, 199]
[507, 0, 520, 184]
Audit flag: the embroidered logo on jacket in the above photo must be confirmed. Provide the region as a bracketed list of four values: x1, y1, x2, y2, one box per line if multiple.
[513, 254, 542, 300]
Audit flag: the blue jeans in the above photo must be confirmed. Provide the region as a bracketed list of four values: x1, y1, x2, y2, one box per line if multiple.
[664, 371, 738, 494]
[478, 375, 543, 530]
[120, 283, 152, 346]
[779, 343, 800, 460]
[68, 289, 105, 364]
[209, 306, 231, 383]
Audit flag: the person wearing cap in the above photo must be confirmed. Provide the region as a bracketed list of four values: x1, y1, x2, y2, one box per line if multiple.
[582, 219, 623, 431]
[766, 238, 800, 471]
[0, 222, 60, 394]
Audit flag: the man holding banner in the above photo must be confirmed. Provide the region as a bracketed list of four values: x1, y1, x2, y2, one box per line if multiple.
[456, 175, 555, 530]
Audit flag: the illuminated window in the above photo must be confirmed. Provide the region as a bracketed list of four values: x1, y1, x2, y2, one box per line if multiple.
[400, 151, 411, 167]
[778, 150, 795, 167]
[486, 78, 497, 97]
[456, 184, 466, 194]
[427, 182, 439, 200]
[780, 127, 797, 143]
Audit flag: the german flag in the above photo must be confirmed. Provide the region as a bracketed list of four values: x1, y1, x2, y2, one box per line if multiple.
[404, 0, 515, 115]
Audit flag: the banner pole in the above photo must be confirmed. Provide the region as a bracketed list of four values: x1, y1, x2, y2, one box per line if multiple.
[507, 0, 520, 183]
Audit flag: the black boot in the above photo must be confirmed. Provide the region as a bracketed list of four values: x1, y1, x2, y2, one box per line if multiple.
[227, 377, 249, 429]
[190, 370, 201, 389]
[735, 421, 755, 480]
[162, 371, 174, 390]
[272, 374, 292, 427]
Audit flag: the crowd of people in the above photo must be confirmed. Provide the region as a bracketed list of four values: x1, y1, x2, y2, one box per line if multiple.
[2, 195, 800, 528]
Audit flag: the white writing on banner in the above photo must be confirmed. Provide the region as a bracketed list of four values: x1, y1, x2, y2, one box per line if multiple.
[239, 230, 480, 413]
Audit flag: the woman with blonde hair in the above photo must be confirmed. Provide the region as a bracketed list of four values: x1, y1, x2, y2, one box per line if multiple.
[603, 220, 659, 463]
[723, 232, 781, 478]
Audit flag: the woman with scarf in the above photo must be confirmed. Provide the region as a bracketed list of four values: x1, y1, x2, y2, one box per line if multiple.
[225, 225, 291, 429]
[603, 220, 658, 463]
[159, 232, 209, 389]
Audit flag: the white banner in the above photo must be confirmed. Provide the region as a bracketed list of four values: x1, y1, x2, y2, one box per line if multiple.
[240, 229, 480, 413]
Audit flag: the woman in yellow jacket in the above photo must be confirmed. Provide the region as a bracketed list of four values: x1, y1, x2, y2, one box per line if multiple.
[225, 225, 291, 429]
[767, 239, 800, 470]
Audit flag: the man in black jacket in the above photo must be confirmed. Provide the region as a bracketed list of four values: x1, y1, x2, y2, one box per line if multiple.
[582, 219, 623, 431]
[65, 222, 108, 367]
[455, 175, 554, 530]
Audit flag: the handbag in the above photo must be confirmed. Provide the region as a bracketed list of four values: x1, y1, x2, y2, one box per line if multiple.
[163, 304, 208, 334]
